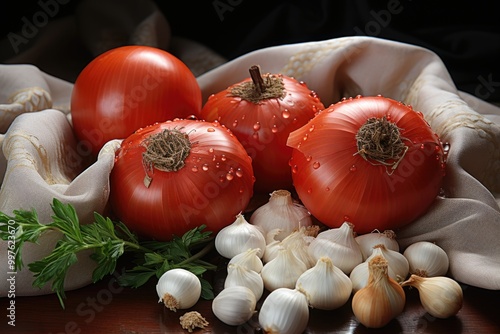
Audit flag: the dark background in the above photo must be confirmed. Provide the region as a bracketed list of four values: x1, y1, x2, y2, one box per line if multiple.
[1, 0, 499, 102]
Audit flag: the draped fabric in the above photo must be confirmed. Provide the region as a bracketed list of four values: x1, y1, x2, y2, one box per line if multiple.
[1, 0, 499, 295]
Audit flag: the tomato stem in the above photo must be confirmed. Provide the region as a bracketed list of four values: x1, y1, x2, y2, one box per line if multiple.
[355, 116, 408, 174]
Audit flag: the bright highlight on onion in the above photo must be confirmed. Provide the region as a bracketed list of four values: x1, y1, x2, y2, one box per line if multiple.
[287, 95, 447, 234]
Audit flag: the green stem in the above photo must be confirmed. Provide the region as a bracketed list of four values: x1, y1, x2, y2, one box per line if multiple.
[177, 240, 216, 268]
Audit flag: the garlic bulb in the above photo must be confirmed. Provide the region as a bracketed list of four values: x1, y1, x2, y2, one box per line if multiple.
[250, 189, 312, 241]
[156, 268, 201, 311]
[261, 247, 307, 291]
[228, 248, 263, 273]
[349, 261, 370, 293]
[308, 222, 363, 274]
[262, 229, 282, 263]
[367, 244, 409, 282]
[350, 245, 409, 292]
[281, 227, 315, 268]
[400, 274, 463, 319]
[296, 256, 352, 310]
[403, 241, 449, 277]
[225, 264, 264, 301]
[212, 286, 257, 326]
[351, 255, 406, 328]
[355, 229, 399, 260]
[215, 213, 266, 259]
[259, 287, 309, 334]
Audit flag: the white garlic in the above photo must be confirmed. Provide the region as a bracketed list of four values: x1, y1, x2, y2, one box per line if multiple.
[403, 241, 449, 277]
[250, 189, 312, 241]
[350, 245, 409, 292]
[156, 268, 201, 311]
[262, 229, 282, 264]
[212, 286, 257, 326]
[355, 229, 399, 260]
[401, 274, 463, 318]
[225, 263, 264, 301]
[308, 222, 363, 274]
[258, 287, 309, 334]
[296, 256, 352, 310]
[228, 248, 263, 273]
[351, 255, 406, 328]
[261, 246, 307, 291]
[215, 213, 266, 259]
[280, 227, 315, 268]
[367, 244, 409, 282]
[349, 261, 370, 293]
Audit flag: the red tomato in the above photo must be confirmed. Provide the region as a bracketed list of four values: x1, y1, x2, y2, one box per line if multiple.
[200, 66, 325, 194]
[71, 45, 201, 156]
[287, 95, 447, 234]
[110, 118, 254, 241]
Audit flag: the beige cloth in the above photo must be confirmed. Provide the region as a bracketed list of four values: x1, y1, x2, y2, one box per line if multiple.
[1, 35, 499, 295]
[197, 36, 500, 290]
[0, 108, 121, 296]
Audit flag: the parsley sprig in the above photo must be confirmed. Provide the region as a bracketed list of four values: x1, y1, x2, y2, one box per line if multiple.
[0, 198, 216, 308]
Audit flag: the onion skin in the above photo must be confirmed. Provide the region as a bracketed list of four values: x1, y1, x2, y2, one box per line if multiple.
[110, 119, 254, 241]
[287, 95, 446, 234]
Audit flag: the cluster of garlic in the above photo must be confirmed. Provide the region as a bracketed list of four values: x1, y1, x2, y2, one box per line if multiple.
[212, 202, 359, 332]
[212, 214, 264, 326]
[210, 197, 464, 330]
[350, 233, 463, 327]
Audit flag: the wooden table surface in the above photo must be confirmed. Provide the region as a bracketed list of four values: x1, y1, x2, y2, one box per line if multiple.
[2, 255, 499, 334]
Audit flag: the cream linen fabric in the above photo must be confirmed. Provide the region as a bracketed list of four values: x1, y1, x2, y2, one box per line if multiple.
[197, 36, 500, 290]
[0, 107, 121, 296]
[1, 36, 499, 296]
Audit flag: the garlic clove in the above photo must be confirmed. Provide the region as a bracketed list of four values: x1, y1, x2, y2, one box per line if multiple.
[212, 286, 257, 326]
[228, 248, 263, 273]
[355, 229, 400, 260]
[262, 239, 281, 264]
[250, 189, 312, 241]
[351, 255, 406, 328]
[308, 222, 363, 275]
[281, 227, 316, 268]
[225, 263, 264, 301]
[349, 261, 369, 293]
[403, 241, 449, 277]
[367, 244, 409, 282]
[261, 246, 307, 291]
[215, 213, 266, 259]
[156, 268, 201, 312]
[258, 287, 309, 334]
[400, 274, 463, 319]
[296, 256, 352, 310]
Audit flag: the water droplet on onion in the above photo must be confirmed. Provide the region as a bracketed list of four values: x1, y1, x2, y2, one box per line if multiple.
[236, 168, 243, 177]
